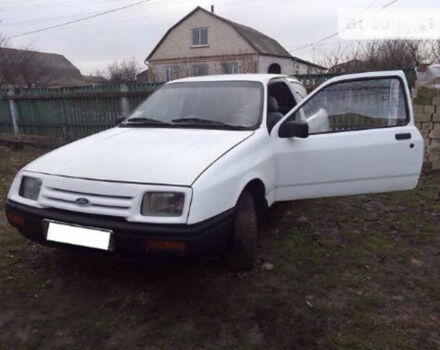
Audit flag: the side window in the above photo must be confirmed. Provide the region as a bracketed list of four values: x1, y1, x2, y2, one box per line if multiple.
[290, 82, 307, 101]
[296, 91, 305, 101]
[292, 78, 408, 134]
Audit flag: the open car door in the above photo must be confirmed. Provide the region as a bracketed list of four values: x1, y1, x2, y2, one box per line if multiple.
[272, 70, 424, 201]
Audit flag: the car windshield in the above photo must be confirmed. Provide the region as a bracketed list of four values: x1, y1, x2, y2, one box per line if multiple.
[123, 81, 263, 129]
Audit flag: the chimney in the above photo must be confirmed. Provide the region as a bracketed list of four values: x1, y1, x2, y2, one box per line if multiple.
[211, 5, 214, 13]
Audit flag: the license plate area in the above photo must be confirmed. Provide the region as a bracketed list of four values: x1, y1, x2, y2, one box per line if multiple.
[44, 220, 114, 251]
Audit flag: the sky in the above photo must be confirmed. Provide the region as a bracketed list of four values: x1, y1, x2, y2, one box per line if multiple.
[0, 0, 438, 75]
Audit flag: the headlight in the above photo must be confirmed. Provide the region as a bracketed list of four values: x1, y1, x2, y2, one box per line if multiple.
[141, 192, 185, 217]
[19, 176, 42, 201]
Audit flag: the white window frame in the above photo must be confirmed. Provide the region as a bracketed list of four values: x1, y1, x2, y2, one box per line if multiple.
[191, 64, 209, 76]
[221, 62, 238, 74]
[165, 67, 172, 82]
[192, 27, 208, 47]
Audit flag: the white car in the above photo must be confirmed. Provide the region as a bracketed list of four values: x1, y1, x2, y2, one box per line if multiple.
[6, 71, 423, 269]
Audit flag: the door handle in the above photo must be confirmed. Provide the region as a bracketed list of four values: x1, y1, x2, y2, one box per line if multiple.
[395, 133, 411, 140]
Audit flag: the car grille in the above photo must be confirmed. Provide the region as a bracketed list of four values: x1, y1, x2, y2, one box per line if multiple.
[39, 184, 137, 218]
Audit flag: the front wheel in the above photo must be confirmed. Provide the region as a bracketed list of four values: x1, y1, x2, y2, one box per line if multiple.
[225, 190, 258, 270]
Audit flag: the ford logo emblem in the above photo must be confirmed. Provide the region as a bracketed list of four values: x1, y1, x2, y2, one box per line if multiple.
[76, 197, 90, 206]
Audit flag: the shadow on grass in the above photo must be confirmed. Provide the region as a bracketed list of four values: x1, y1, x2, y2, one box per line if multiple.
[2, 202, 329, 349]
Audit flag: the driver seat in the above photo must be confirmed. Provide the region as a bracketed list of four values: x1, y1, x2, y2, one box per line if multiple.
[267, 96, 283, 133]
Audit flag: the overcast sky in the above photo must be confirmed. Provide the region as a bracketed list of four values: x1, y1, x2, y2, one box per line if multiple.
[0, 0, 438, 74]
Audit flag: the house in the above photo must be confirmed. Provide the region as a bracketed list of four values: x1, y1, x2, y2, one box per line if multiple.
[145, 6, 326, 82]
[83, 75, 108, 86]
[328, 59, 366, 74]
[136, 69, 150, 82]
[293, 57, 327, 75]
[0, 47, 87, 87]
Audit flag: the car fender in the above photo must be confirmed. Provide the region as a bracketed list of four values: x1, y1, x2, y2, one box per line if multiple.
[188, 129, 277, 224]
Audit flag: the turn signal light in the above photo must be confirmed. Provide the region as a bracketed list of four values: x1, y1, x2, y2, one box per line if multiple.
[145, 240, 185, 252]
[5, 211, 26, 227]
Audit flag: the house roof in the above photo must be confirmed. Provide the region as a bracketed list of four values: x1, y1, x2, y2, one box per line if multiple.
[0, 47, 86, 86]
[328, 59, 365, 73]
[0, 47, 80, 72]
[136, 69, 150, 82]
[292, 57, 327, 70]
[147, 6, 291, 60]
[83, 75, 108, 83]
[215, 11, 292, 58]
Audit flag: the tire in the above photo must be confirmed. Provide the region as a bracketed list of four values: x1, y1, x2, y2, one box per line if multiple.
[225, 190, 258, 270]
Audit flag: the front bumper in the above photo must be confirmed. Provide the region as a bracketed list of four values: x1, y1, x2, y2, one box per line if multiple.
[5, 200, 234, 260]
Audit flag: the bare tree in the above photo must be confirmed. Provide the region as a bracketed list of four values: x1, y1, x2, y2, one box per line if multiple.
[232, 53, 258, 73]
[314, 43, 363, 73]
[173, 63, 195, 79]
[318, 39, 440, 74]
[0, 34, 14, 86]
[0, 34, 65, 87]
[97, 58, 140, 83]
[15, 49, 62, 87]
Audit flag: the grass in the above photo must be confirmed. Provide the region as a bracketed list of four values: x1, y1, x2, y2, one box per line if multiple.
[0, 145, 439, 349]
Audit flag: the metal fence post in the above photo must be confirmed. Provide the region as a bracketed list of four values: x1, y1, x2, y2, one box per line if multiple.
[7, 88, 20, 139]
[120, 84, 130, 117]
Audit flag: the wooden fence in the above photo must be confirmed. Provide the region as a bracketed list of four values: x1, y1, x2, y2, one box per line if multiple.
[0, 82, 162, 141]
[0, 69, 417, 143]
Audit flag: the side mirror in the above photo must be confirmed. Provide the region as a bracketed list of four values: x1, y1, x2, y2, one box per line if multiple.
[115, 115, 127, 125]
[278, 120, 309, 138]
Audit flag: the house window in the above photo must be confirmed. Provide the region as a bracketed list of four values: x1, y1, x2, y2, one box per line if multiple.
[192, 64, 209, 76]
[192, 27, 208, 47]
[165, 67, 172, 81]
[221, 62, 238, 74]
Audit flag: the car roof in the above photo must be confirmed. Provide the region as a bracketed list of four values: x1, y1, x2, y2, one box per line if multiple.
[168, 74, 295, 85]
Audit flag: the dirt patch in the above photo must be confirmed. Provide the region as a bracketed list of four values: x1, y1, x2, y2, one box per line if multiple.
[0, 145, 439, 349]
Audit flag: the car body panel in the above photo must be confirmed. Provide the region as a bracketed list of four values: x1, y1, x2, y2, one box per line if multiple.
[23, 127, 254, 186]
[271, 70, 423, 201]
[8, 171, 194, 224]
[189, 129, 276, 224]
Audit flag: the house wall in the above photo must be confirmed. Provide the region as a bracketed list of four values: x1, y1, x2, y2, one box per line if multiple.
[258, 56, 294, 75]
[150, 55, 325, 81]
[150, 54, 258, 82]
[257, 57, 326, 76]
[292, 61, 326, 75]
[413, 86, 440, 169]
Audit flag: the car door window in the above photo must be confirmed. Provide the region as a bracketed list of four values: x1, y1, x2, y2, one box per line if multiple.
[288, 77, 408, 134]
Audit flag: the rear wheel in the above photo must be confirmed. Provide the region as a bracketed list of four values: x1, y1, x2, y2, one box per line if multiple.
[225, 190, 258, 270]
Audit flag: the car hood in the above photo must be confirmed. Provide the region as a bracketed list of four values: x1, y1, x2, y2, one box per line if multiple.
[25, 127, 254, 186]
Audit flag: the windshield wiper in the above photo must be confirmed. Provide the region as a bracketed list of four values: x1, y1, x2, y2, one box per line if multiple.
[124, 117, 171, 125]
[171, 118, 248, 129]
